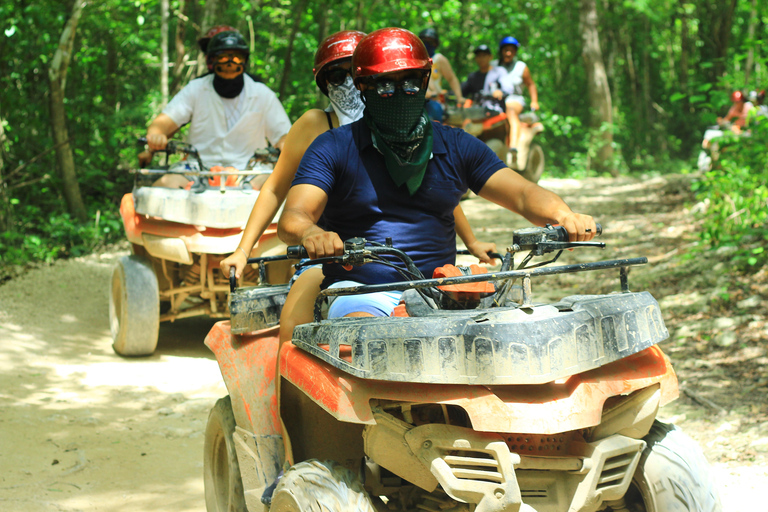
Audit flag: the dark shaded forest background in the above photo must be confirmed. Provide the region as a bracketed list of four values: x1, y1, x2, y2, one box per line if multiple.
[0, 0, 766, 272]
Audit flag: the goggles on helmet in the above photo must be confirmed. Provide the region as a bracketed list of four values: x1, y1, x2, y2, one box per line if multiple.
[365, 72, 427, 98]
[324, 67, 353, 87]
[215, 52, 247, 65]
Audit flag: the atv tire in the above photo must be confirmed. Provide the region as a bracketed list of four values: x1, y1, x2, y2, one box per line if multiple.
[204, 396, 247, 512]
[623, 420, 722, 512]
[270, 459, 375, 512]
[520, 143, 544, 184]
[110, 255, 160, 356]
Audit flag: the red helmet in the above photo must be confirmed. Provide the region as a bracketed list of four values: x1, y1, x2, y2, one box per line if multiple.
[198, 25, 238, 54]
[313, 30, 367, 94]
[731, 90, 745, 102]
[352, 28, 432, 85]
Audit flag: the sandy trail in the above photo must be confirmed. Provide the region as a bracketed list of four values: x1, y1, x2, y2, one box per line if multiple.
[1, 175, 765, 511]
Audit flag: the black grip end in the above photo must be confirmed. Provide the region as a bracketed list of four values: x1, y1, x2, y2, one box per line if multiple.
[229, 266, 237, 293]
[286, 245, 308, 259]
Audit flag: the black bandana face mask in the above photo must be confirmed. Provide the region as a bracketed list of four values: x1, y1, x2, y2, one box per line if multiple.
[213, 73, 245, 98]
[363, 85, 433, 195]
[363, 86, 428, 140]
[212, 55, 246, 98]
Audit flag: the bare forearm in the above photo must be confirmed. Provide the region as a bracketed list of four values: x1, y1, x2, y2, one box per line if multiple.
[479, 170, 572, 226]
[529, 83, 538, 105]
[238, 189, 282, 252]
[453, 205, 477, 246]
[277, 208, 320, 245]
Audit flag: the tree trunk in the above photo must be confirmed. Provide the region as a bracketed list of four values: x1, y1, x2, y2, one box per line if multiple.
[278, 0, 309, 98]
[679, 0, 690, 98]
[48, 0, 87, 222]
[745, 0, 757, 87]
[171, 0, 188, 95]
[579, 0, 615, 175]
[696, 0, 738, 83]
[197, 0, 219, 76]
[0, 110, 7, 232]
[161, 0, 170, 107]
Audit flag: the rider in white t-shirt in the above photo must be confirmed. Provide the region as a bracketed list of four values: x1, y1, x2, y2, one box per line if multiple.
[144, 29, 291, 188]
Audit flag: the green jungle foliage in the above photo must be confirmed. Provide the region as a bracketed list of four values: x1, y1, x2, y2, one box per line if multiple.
[0, 0, 766, 271]
[692, 120, 768, 270]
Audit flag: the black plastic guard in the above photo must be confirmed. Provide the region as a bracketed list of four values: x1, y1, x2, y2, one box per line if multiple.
[230, 285, 289, 335]
[291, 291, 669, 385]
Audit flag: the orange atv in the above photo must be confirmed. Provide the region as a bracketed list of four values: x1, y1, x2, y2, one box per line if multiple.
[445, 94, 545, 183]
[110, 139, 293, 357]
[203, 226, 721, 512]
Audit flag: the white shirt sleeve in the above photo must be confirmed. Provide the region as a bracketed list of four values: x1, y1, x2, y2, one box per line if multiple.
[162, 80, 197, 127]
[261, 89, 292, 147]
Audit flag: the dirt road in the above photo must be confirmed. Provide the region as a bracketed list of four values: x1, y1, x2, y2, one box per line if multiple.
[1, 174, 766, 511]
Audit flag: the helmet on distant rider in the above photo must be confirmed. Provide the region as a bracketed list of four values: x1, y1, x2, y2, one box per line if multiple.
[313, 30, 366, 95]
[418, 28, 439, 46]
[352, 28, 432, 86]
[206, 31, 250, 74]
[499, 36, 520, 49]
[198, 25, 238, 54]
[731, 90, 745, 103]
[208, 31, 249, 58]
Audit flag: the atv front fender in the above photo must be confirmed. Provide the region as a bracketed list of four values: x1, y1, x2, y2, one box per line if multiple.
[279, 343, 678, 435]
[205, 320, 281, 435]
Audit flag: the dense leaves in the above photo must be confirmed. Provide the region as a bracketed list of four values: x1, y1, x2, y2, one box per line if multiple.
[0, 0, 766, 272]
[692, 122, 768, 269]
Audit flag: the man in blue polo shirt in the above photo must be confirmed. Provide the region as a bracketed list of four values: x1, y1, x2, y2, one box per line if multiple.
[277, 28, 596, 319]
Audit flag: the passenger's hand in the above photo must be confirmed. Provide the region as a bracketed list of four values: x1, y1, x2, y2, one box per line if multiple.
[557, 213, 597, 242]
[220, 250, 248, 280]
[138, 149, 154, 167]
[492, 90, 504, 100]
[466, 240, 498, 265]
[530, 101, 540, 111]
[301, 228, 344, 259]
[146, 133, 168, 151]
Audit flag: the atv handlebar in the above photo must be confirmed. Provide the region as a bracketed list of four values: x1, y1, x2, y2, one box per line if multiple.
[137, 137, 205, 169]
[229, 224, 604, 293]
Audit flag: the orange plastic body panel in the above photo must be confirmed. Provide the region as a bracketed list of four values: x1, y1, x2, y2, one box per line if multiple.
[280, 343, 678, 435]
[434, 264, 495, 294]
[204, 321, 281, 435]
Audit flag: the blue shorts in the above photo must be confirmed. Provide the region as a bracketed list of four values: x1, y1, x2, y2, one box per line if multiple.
[288, 260, 321, 290]
[326, 280, 403, 318]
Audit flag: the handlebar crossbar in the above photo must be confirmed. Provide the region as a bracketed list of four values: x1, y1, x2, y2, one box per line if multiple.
[311, 257, 647, 321]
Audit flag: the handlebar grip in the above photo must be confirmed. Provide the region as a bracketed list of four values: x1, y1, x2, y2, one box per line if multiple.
[137, 137, 148, 145]
[286, 245, 308, 259]
[594, 223, 602, 236]
[229, 266, 237, 294]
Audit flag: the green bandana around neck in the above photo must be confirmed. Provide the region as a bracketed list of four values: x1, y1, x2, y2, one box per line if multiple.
[363, 87, 433, 195]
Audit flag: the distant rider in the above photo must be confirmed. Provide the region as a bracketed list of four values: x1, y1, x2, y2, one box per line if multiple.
[717, 90, 753, 134]
[418, 28, 465, 121]
[487, 37, 539, 163]
[143, 29, 291, 188]
[461, 44, 494, 98]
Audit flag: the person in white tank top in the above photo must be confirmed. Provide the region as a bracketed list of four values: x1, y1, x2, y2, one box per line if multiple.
[490, 37, 539, 159]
